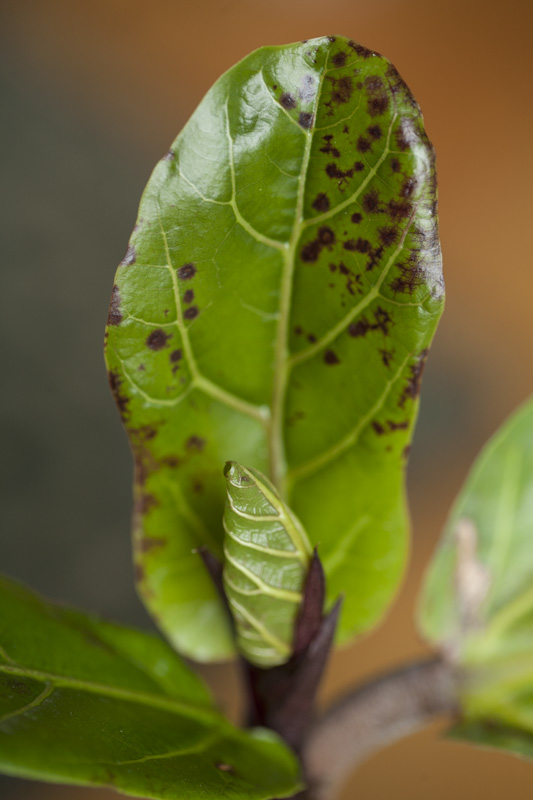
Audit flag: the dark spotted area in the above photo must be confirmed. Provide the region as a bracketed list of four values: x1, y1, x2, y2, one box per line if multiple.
[120, 245, 136, 266]
[332, 51, 347, 68]
[183, 289, 194, 303]
[107, 285, 122, 326]
[390, 261, 424, 294]
[299, 112, 313, 129]
[356, 136, 371, 153]
[351, 212, 363, 224]
[348, 307, 392, 338]
[372, 421, 385, 435]
[184, 306, 199, 320]
[280, 92, 297, 109]
[324, 349, 340, 365]
[380, 348, 394, 368]
[325, 161, 363, 187]
[399, 350, 429, 407]
[362, 189, 380, 213]
[368, 124, 382, 140]
[320, 135, 341, 158]
[108, 370, 130, 422]
[325, 75, 353, 110]
[138, 536, 167, 553]
[178, 263, 196, 280]
[146, 329, 171, 350]
[301, 226, 336, 263]
[186, 435, 206, 452]
[378, 226, 399, 247]
[170, 349, 182, 363]
[312, 193, 330, 212]
[136, 493, 158, 515]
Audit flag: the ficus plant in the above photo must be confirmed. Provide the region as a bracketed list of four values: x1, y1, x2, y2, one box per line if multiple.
[1, 34, 532, 800]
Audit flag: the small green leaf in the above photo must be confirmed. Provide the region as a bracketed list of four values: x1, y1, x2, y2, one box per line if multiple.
[0, 576, 301, 799]
[223, 461, 312, 666]
[418, 398, 533, 760]
[105, 35, 443, 661]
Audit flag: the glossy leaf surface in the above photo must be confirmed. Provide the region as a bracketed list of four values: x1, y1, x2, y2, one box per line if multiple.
[419, 399, 533, 759]
[223, 461, 312, 667]
[105, 35, 444, 660]
[0, 576, 301, 798]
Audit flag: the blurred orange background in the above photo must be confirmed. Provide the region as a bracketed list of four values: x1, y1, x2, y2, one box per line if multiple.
[1, 0, 532, 797]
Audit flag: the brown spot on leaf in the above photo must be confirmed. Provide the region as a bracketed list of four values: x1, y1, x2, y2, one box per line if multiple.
[378, 226, 399, 247]
[138, 536, 167, 554]
[390, 261, 424, 294]
[368, 94, 390, 117]
[380, 348, 394, 367]
[135, 490, 157, 514]
[178, 263, 196, 280]
[401, 176, 418, 198]
[362, 189, 380, 213]
[108, 370, 130, 421]
[186, 435, 206, 452]
[372, 421, 385, 435]
[320, 134, 341, 158]
[107, 285, 122, 326]
[368, 124, 382, 140]
[299, 112, 313, 129]
[332, 51, 347, 67]
[308, 333, 317, 343]
[348, 40, 374, 58]
[301, 227, 336, 262]
[357, 136, 371, 153]
[312, 193, 330, 212]
[280, 92, 296, 109]
[351, 212, 363, 224]
[184, 306, 199, 320]
[399, 349, 429, 407]
[391, 157, 402, 173]
[324, 349, 340, 365]
[120, 245, 136, 266]
[388, 419, 409, 431]
[318, 227, 335, 245]
[348, 306, 392, 338]
[387, 198, 412, 221]
[146, 329, 171, 350]
[170, 349, 182, 363]
[326, 75, 353, 106]
[183, 289, 194, 303]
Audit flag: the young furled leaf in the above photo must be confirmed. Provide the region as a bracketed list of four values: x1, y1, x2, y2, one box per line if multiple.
[105, 35, 444, 661]
[223, 461, 312, 667]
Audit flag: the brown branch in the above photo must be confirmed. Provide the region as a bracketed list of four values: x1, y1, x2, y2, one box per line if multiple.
[302, 656, 458, 800]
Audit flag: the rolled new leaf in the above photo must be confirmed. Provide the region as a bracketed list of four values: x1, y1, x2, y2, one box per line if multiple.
[223, 461, 312, 667]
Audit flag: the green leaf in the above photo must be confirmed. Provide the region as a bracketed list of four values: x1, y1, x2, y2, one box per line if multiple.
[418, 398, 533, 758]
[223, 461, 312, 667]
[0, 576, 301, 799]
[105, 35, 444, 661]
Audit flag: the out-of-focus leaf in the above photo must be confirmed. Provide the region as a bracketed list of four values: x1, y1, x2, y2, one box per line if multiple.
[0, 576, 301, 799]
[419, 399, 533, 761]
[223, 461, 312, 667]
[105, 34, 444, 661]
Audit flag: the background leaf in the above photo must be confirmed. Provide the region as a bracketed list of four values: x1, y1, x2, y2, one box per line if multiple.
[223, 461, 312, 667]
[0, 576, 301, 799]
[418, 398, 533, 760]
[105, 35, 444, 661]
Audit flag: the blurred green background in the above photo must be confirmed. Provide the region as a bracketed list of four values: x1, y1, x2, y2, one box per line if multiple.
[1, 0, 532, 797]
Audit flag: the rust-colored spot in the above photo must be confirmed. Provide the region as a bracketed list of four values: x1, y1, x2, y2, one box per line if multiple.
[312, 193, 330, 212]
[184, 306, 199, 320]
[280, 92, 296, 109]
[324, 349, 340, 365]
[183, 289, 194, 303]
[146, 329, 171, 350]
[186, 435, 206, 452]
[120, 245, 136, 266]
[178, 263, 196, 280]
[107, 285, 122, 326]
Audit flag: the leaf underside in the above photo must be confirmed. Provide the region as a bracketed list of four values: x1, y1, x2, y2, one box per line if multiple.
[105, 34, 444, 661]
[0, 576, 301, 799]
[419, 398, 533, 761]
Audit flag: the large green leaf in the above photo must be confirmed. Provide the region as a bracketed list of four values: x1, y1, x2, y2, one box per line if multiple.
[105, 35, 444, 661]
[0, 576, 301, 799]
[419, 399, 533, 760]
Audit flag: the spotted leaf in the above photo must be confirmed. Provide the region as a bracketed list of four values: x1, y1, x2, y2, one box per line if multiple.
[105, 35, 444, 661]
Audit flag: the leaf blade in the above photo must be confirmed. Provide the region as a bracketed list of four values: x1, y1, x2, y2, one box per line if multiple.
[0, 576, 301, 799]
[105, 35, 443, 661]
